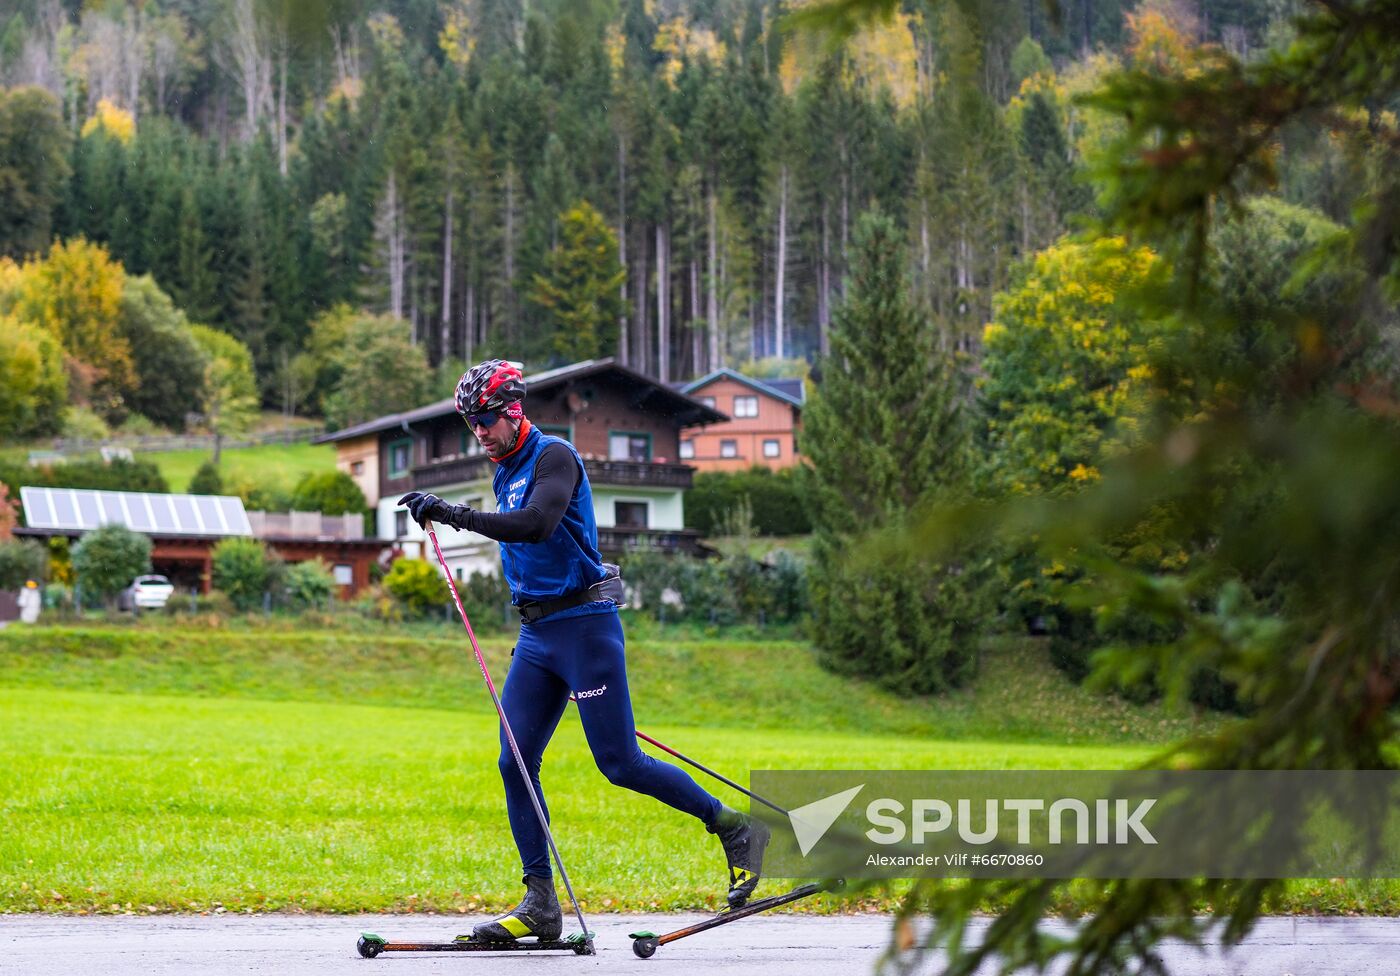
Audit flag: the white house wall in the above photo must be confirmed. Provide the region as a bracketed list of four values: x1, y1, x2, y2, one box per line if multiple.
[376, 482, 499, 581]
[375, 477, 688, 578]
[590, 487, 684, 530]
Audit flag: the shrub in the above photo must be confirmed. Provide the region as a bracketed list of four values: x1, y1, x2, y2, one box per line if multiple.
[620, 549, 809, 626]
[230, 477, 294, 513]
[283, 559, 336, 610]
[290, 470, 367, 515]
[71, 524, 152, 604]
[188, 460, 223, 495]
[383, 558, 448, 617]
[211, 537, 272, 611]
[61, 406, 111, 441]
[43, 582, 72, 611]
[46, 535, 74, 584]
[115, 413, 169, 437]
[0, 538, 47, 589]
[808, 528, 992, 696]
[455, 569, 513, 627]
[0, 457, 169, 509]
[0, 483, 17, 538]
[685, 467, 812, 537]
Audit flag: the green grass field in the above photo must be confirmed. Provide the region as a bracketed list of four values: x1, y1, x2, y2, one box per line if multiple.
[0, 623, 1392, 916]
[0, 623, 1221, 744]
[142, 441, 337, 496]
[1, 438, 337, 497]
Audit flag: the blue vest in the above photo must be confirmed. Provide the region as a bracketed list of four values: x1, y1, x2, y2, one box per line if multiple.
[492, 424, 609, 606]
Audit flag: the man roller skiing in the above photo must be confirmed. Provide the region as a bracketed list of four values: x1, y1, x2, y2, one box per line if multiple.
[398, 359, 769, 944]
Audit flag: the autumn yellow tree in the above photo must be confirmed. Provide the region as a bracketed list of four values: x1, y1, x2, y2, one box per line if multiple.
[0, 312, 67, 439]
[978, 236, 1166, 496]
[5, 239, 135, 424]
[80, 99, 136, 145]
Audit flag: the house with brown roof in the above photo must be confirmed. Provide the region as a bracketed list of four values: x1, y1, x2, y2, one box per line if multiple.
[677, 369, 806, 472]
[314, 359, 726, 580]
[14, 487, 382, 597]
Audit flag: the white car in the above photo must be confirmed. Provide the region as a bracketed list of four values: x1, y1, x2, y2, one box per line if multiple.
[120, 575, 175, 611]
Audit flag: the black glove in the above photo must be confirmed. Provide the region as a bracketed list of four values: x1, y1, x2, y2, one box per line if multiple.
[398, 491, 463, 528]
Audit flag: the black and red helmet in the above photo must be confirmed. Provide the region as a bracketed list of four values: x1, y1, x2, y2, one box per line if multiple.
[455, 359, 526, 418]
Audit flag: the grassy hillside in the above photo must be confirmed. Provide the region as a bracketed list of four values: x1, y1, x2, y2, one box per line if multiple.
[0, 435, 337, 499]
[143, 441, 337, 496]
[0, 624, 1220, 746]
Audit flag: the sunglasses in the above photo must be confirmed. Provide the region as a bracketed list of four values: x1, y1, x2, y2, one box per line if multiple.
[466, 410, 503, 429]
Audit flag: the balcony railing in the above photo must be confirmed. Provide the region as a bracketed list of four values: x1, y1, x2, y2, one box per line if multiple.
[583, 458, 694, 490]
[411, 454, 492, 489]
[597, 527, 706, 556]
[412, 454, 695, 491]
[247, 510, 365, 540]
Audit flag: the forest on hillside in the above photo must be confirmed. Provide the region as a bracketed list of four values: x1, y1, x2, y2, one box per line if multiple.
[0, 0, 1360, 428]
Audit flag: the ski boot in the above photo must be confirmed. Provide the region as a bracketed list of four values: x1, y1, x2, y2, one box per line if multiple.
[709, 805, 771, 909]
[462, 875, 563, 942]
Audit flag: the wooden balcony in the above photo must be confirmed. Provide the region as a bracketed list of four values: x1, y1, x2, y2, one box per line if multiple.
[597, 527, 706, 556]
[412, 455, 695, 491]
[410, 454, 491, 489]
[583, 459, 694, 490]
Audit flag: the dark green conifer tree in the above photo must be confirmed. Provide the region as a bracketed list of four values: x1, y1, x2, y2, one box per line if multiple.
[802, 211, 982, 694]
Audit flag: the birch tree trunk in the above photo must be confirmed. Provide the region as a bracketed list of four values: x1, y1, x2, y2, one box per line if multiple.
[223, 0, 265, 142]
[774, 164, 788, 361]
[819, 202, 832, 357]
[718, 227, 728, 370]
[656, 223, 670, 383]
[840, 168, 850, 299]
[464, 281, 476, 363]
[690, 258, 702, 377]
[124, 6, 144, 123]
[277, 48, 288, 175]
[374, 171, 406, 322]
[504, 162, 517, 343]
[617, 135, 629, 366]
[635, 228, 649, 373]
[441, 187, 454, 362]
[707, 185, 719, 371]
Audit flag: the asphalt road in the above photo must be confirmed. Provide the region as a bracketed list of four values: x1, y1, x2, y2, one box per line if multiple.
[4, 912, 1400, 975]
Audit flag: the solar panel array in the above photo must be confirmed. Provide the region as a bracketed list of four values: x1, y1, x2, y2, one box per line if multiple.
[19, 486, 252, 537]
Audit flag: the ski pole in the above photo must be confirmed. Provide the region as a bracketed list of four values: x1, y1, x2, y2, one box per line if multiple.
[568, 696, 790, 818]
[632, 729, 790, 816]
[425, 523, 594, 952]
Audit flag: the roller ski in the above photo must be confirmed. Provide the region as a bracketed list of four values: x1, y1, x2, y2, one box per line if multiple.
[629, 878, 844, 959]
[356, 931, 594, 957]
[356, 874, 595, 957]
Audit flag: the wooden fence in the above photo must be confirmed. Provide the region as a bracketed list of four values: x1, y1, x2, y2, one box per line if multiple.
[29, 426, 322, 464]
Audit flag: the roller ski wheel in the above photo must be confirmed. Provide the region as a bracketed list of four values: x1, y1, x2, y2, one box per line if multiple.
[564, 931, 597, 955]
[357, 933, 385, 958]
[630, 932, 660, 958]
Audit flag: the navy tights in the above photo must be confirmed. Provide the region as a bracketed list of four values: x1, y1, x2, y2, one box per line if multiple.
[496, 609, 721, 877]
